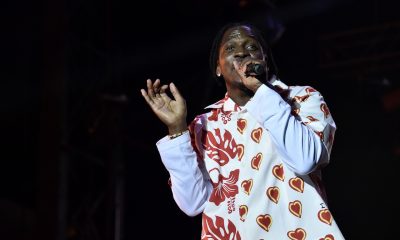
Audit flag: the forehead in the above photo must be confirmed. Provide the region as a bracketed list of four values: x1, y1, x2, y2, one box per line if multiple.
[221, 26, 256, 43]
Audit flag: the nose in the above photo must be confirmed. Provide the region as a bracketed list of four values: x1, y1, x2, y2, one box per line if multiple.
[234, 47, 249, 59]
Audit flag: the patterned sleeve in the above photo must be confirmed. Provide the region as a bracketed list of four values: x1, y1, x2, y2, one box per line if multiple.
[288, 86, 337, 160]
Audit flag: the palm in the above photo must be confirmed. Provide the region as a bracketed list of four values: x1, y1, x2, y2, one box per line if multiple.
[141, 79, 187, 130]
[151, 95, 185, 125]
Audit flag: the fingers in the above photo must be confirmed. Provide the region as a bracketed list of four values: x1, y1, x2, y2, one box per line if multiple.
[159, 84, 171, 102]
[141, 88, 154, 106]
[233, 61, 241, 71]
[153, 79, 160, 89]
[142, 79, 170, 105]
[142, 79, 183, 106]
[143, 78, 161, 106]
[153, 79, 161, 97]
[147, 79, 156, 98]
[169, 82, 184, 103]
[233, 61, 246, 79]
[145, 78, 163, 99]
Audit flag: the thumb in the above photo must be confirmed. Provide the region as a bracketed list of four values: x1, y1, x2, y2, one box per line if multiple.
[170, 82, 184, 102]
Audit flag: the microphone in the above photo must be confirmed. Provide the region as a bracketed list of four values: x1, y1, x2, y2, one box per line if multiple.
[245, 63, 265, 76]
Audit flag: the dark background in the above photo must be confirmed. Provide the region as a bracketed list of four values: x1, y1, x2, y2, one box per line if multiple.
[2, 0, 399, 239]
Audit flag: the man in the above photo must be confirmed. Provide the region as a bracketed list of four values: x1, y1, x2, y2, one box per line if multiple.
[141, 22, 344, 239]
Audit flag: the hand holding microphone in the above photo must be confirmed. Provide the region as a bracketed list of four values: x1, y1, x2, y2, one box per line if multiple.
[233, 60, 266, 93]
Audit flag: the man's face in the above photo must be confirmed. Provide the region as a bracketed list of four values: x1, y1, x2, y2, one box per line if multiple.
[217, 26, 265, 89]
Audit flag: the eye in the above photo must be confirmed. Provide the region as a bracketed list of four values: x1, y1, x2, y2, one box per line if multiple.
[225, 45, 235, 52]
[246, 44, 258, 51]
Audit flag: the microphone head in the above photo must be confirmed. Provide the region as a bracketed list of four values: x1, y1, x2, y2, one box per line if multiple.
[246, 63, 265, 76]
[253, 64, 264, 75]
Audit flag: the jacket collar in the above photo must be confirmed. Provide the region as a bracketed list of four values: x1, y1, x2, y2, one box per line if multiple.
[204, 75, 288, 112]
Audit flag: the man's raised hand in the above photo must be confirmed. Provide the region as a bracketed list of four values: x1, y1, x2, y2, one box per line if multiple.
[141, 79, 187, 135]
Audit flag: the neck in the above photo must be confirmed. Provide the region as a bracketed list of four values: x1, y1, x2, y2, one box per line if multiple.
[226, 85, 254, 106]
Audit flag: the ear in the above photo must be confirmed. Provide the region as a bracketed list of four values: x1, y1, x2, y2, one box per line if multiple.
[216, 65, 221, 77]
